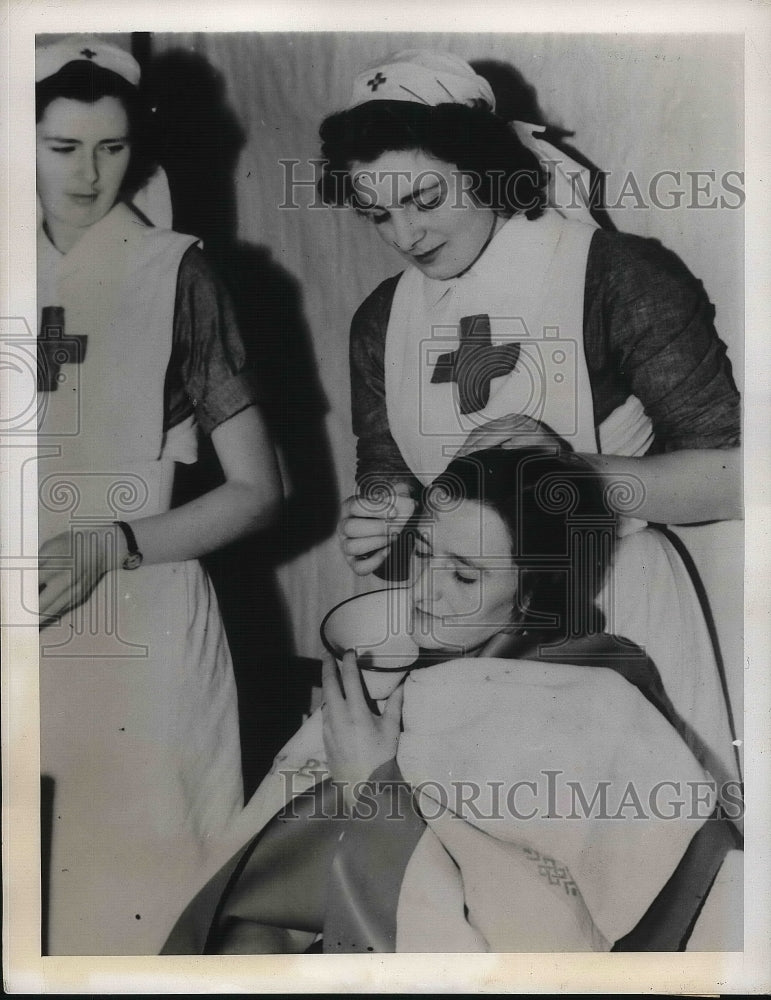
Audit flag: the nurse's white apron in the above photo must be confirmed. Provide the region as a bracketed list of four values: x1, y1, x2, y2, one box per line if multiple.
[37, 203, 243, 954]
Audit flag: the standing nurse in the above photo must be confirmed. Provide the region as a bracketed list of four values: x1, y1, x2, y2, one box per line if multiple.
[36, 36, 281, 954]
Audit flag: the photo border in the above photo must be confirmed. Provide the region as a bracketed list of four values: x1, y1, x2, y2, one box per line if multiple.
[2, 1, 769, 993]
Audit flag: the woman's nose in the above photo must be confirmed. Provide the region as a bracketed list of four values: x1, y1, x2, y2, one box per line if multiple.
[391, 211, 425, 252]
[78, 150, 99, 185]
[413, 559, 442, 607]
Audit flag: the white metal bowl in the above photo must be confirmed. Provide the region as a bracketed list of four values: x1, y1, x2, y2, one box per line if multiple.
[320, 587, 420, 699]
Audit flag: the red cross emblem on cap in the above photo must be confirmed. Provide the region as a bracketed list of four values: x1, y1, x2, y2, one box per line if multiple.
[367, 72, 387, 91]
[80, 48, 97, 59]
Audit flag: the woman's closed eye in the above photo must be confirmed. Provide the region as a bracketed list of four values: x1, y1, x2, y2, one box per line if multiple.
[415, 547, 479, 584]
[46, 142, 128, 155]
[414, 187, 444, 211]
[354, 205, 390, 225]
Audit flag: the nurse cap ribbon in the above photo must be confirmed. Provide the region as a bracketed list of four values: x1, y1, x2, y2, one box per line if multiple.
[348, 49, 496, 111]
[35, 35, 141, 86]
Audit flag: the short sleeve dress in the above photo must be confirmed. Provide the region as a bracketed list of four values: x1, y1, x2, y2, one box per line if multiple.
[37, 201, 259, 955]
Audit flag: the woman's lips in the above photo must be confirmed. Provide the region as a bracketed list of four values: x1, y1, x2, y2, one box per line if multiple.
[412, 607, 438, 631]
[412, 244, 444, 264]
[69, 193, 98, 204]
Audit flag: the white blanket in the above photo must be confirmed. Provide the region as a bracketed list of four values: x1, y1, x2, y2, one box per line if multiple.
[169, 655, 716, 952]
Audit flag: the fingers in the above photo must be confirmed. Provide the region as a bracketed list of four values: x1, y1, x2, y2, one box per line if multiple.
[339, 497, 416, 538]
[342, 534, 390, 559]
[322, 648, 374, 720]
[38, 527, 93, 612]
[38, 565, 61, 593]
[338, 494, 416, 576]
[339, 514, 410, 563]
[458, 414, 562, 457]
[340, 516, 392, 540]
[340, 494, 368, 520]
[383, 678, 405, 725]
[339, 514, 403, 557]
[41, 585, 80, 620]
[38, 539, 96, 619]
[337, 648, 370, 717]
[345, 547, 390, 576]
[321, 650, 344, 707]
[37, 570, 74, 617]
[38, 548, 75, 591]
[341, 492, 415, 521]
[338, 512, 391, 573]
[39, 566, 97, 619]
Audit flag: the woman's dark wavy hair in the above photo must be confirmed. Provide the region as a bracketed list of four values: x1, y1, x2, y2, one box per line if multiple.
[36, 60, 156, 199]
[424, 447, 616, 640]
[317, 100, 547, 219]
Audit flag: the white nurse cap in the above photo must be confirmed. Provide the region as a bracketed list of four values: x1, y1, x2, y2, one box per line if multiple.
[36, 35, 141, 87]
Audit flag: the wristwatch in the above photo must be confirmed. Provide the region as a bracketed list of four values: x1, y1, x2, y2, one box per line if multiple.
[113, 520, 143, 570]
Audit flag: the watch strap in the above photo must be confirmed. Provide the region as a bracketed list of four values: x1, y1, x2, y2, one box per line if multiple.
[113, 520, 143, 570]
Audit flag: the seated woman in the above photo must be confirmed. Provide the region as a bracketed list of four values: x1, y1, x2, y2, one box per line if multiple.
[162, 445, 741, 955]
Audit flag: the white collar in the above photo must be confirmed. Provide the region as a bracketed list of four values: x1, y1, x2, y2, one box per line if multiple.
[419, 210, 558, 308]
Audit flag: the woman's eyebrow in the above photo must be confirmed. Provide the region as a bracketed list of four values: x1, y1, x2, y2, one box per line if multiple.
[418, 529, 485, 570]
[42, 134, 130, 143]
[450, 551, 484, 571]
[398, 178, 442, 207]
[354, 179, 441, 213]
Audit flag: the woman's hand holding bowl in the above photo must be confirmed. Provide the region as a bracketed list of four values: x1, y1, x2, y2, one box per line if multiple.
[321, 649, 405, 810]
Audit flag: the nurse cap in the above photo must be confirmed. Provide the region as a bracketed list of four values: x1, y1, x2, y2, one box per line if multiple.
[348, 49, 496, 112]
[35, 35, 141, 87]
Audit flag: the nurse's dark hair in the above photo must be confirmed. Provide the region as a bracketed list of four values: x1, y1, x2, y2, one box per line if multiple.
[36, 60, 156, 198]
[317, 100, 547, 219]
[424, 445, 615, 640]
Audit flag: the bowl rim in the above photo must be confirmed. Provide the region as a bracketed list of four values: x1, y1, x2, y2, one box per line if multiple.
[319, 586, 419, 672]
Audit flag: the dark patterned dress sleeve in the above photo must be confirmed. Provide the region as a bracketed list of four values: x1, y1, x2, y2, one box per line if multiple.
[585, 231, 740, 452]
[164, 246, 261, 436]
[349, 274, 418, 492]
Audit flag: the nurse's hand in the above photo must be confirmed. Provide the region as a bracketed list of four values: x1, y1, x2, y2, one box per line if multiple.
[338, 490, 416, 576]
[38, 524, 119, 626]
[322, 650, 405, 809]
[457, 413, 567, 457]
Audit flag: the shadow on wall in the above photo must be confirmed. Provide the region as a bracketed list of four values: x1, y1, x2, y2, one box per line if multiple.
[471, 59, 617, 232]
[141, 46, 339, 795]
